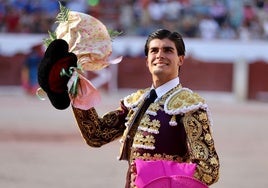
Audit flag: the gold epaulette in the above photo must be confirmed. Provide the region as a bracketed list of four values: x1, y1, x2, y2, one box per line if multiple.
[123, 88, 150, 108]
[164, 88, 207, 115]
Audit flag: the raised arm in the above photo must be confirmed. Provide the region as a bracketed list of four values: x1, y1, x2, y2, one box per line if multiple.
[72, 103, 128, 147]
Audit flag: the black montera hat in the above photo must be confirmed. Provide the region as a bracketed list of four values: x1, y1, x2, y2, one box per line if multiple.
[38, 39, 77, 110]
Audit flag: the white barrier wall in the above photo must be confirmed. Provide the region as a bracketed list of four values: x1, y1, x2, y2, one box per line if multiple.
[1, 34, 268, 101]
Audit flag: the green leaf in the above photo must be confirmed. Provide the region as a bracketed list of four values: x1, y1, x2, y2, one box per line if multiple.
[43, 30, 57, 47]
[56, 2, 69, 23]
[108, 29, 123, 40]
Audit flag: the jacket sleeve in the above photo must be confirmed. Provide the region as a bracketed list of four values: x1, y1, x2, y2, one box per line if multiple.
[183, 109, 220, 185]
[72, 102, 128, 147]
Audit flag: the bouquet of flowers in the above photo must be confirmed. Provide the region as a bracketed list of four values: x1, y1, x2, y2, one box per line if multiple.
[37, 3, 122, 110]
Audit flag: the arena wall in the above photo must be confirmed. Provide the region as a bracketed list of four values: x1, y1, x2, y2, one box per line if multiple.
[0, 34, 268, 101]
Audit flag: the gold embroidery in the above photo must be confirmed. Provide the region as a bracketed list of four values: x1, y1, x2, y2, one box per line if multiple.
[72, 107, 125, 147]
[146, 103, 160, 116]
[205, 133, 213, 145]
[140, 115, 151, 126]
[169, 115, 177, 126]
[133, 132, 155, 150]
[144, 135, 155, 146]
[148, 103, 160, 111]
[183, 111, 220, 185]
[210, 157, 219, 166]
[150, 119, 161, 132]
[124, 89, 149, 108]
[139, 114, 161, 134]
[155, 84, 182, 106]
[164, 88, 205, 114]
[126, 109, 135, 122]
[125, 109, 137, 127]
[192, 141, 209, 160]
[131, 152, 184, 162]
[133, 133, 144, 146]
[203, 174, 213, 184]
[198, 111, 208, 122]
[120, 86, 219, 186]
[183, 115, 203, 141]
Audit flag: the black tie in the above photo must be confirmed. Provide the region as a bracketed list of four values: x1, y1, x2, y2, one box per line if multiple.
[128, 89, 157, 135]
[148, 89, 157, 103]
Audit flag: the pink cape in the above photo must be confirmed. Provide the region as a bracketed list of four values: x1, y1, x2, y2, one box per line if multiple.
[134, 159, 208, 188]
[144, 175, 208, 188]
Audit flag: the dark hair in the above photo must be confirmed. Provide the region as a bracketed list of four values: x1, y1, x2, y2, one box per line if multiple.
[144, 29, 185, 56]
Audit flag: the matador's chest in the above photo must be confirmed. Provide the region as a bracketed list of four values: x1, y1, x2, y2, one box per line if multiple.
[122, 86, 206, 162]
[131, 103, 188, 160]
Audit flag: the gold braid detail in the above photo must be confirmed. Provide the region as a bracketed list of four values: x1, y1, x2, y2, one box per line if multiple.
[72, 107, 126, 147]
[183, 109, 220, 185]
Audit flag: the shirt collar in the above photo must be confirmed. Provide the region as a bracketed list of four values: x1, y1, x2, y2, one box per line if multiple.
[152, 77, 180, 100]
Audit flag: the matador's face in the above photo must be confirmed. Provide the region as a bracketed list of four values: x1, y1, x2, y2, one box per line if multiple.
[146, 38, 184, 86]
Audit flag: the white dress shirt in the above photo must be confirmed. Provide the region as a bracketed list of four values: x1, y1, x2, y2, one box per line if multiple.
[152, 77, 180, 101]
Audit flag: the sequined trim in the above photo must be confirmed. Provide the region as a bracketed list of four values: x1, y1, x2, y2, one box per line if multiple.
[131, 152, 185, 162]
